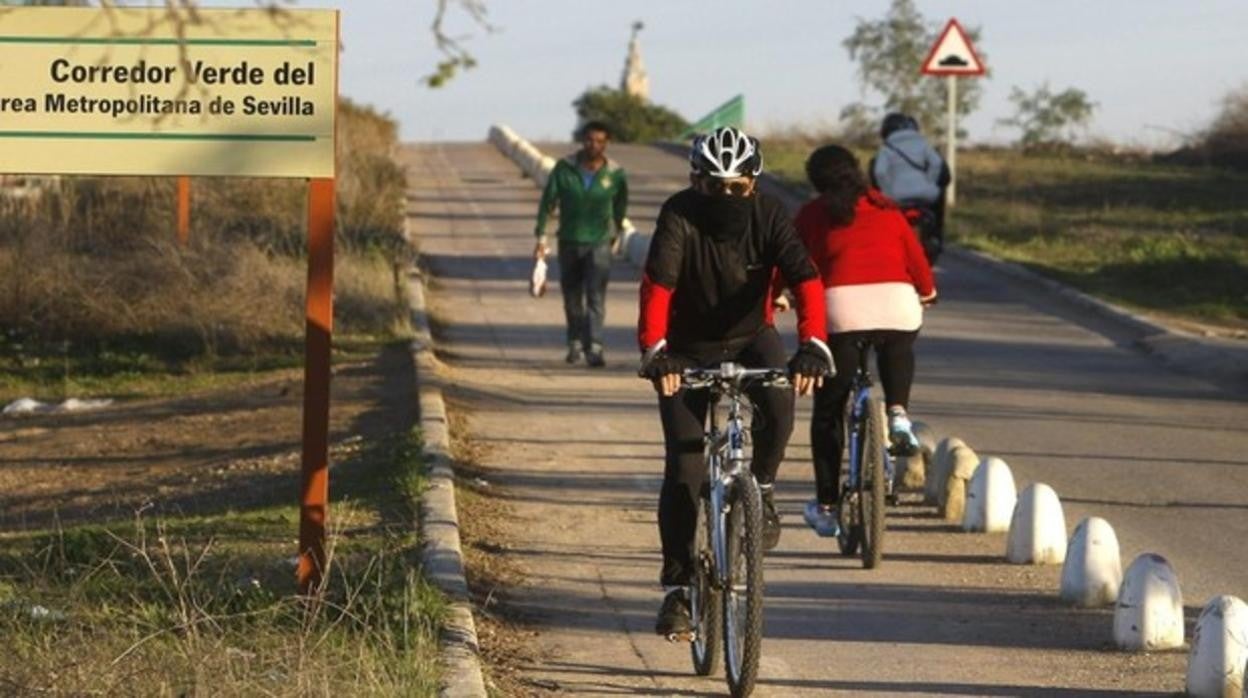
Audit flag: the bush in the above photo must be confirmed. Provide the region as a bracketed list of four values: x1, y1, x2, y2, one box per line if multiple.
[1204, 86, 1248, 169]
[571, 86, 688, 143]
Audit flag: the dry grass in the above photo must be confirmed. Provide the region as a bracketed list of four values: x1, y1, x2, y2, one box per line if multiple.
[0, 98, 411, 393]
[0, 428, 443, 696]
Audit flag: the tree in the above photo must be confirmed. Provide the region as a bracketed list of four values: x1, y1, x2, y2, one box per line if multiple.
[842, 0, 986, 139]
[1201, 85, 1248, 168]
[571, 86, 688, 143]
[998, 84, 1096, 150]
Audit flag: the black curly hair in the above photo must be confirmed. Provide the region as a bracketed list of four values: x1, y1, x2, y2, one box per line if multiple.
[805, 144, 867, 227]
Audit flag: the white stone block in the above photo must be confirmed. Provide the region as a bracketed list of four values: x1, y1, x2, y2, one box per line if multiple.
[940, 445, 980, 523]
[1006, 483, 1067, 564]
[962, 457, 1016, 533]
[1060, 516, 1123, 607]
[1186, 595, 1248, 697]
[926, 436, 966, 504]
[1114, 553, 1184, 651]
[894, 453, 925, 491]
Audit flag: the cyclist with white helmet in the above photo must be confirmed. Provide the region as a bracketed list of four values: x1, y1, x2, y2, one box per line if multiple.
[638, 126, 833, 637]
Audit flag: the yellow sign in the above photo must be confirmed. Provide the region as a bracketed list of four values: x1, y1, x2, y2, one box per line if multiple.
[0, 7, 337, 178]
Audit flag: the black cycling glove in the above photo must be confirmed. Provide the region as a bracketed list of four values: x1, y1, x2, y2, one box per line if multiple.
[788, 340, 834, 379]
[639, 350, 695, 381]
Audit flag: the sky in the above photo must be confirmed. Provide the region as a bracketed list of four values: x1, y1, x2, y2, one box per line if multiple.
[279, 0, 1245, 149]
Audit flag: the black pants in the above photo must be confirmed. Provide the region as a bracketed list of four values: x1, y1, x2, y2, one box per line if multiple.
[810, 329, 918, 506]
[657, 328, 794, 586]
[557, 241, 611, 351]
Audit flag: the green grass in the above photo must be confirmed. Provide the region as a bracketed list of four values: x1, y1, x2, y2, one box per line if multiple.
[0, 425, 444, 696]
[764, 143, 1248, 330]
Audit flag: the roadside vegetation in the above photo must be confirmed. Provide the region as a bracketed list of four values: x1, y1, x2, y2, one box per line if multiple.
[0, 424, 443, 695]
[0, 98, 411, 403]
[763, 135, 1248, 332]
[0, 101, 447, 694]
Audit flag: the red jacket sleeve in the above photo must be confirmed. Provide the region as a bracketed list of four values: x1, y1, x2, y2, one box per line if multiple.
[638, 272, 673, 351]
[788, 203, 828, 343]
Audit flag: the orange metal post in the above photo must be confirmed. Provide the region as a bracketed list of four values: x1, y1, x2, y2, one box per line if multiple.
[297, 177, 335, 594]
[176, 176, 190, 244]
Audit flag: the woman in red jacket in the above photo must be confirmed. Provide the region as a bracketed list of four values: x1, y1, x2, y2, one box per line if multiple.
[794, 144, 936, 537]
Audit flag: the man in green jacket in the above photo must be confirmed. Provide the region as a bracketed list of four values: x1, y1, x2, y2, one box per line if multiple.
[533, 121, 629, 368]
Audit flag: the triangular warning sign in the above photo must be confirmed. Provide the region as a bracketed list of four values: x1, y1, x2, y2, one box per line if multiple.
[921, 19, 985, 76]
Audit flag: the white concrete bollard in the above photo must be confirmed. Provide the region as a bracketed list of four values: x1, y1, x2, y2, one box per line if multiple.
[1005, 483, 1067, 564]
[962, 457, 1017, 533]
[1114, 553, 1184, 651]
[894, 453, 925, 491]
[926, 436, 966, 505]
[940, 445, 980, 523]
[1060, 516, 1123, 607]
[896, 420, 936, 491]
[1186, 595, 1248, 697]
[911, 420, 937, 463]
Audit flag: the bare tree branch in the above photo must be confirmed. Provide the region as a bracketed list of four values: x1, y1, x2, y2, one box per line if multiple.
[425, 0, 495, 88]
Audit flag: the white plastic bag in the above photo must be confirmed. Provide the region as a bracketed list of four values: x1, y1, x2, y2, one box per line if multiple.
[529, 258, 548, 298]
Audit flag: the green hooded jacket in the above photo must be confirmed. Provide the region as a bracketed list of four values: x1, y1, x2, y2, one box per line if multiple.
[534, 154, 629, 245]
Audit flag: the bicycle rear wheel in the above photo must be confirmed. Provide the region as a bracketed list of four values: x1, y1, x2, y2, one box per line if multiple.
[860, 398, 887, 569]
[690, 497, 721, 676]
[723, 475, 764, 697]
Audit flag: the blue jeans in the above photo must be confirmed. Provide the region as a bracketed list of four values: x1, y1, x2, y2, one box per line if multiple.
[558, 241, 611, 350]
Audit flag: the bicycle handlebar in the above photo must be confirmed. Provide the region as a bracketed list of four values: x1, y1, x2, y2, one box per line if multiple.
[680, 362, 791, 391]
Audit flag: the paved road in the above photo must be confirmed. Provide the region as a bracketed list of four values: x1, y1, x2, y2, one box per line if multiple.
[402, 141, 1248, 696]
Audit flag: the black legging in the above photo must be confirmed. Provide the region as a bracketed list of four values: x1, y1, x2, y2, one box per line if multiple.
[657, 327, 794, 586]
[810, 329, 918, 506]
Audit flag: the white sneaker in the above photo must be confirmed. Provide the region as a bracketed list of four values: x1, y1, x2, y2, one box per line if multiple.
[888, 407, 920, 455]
[803, 500, 840, 538]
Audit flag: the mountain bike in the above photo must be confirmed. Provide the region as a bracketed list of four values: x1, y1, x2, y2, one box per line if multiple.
[835, 340, 894, 569]
[680, 362, 789, 698]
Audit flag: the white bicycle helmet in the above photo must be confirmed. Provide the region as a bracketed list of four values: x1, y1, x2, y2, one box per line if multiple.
[690, 126, 763, 178]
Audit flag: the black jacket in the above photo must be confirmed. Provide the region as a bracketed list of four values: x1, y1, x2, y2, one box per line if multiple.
[642, 189, 819, 359]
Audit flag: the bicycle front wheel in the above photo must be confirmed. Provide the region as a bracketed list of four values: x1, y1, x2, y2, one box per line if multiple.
[860, 398, 887, 569]
[690, 497, 722, 676]
[722, 475, 764, 697]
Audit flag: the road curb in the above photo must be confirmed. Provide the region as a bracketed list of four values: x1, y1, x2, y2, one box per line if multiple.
[409, 264, 488, 698]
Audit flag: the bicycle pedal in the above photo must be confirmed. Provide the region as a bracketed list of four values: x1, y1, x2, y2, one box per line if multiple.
[665, 630, 695, 643]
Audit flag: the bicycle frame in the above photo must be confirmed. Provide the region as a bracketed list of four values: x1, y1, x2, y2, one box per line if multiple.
[683, 364, 788, 590]
[705, 389, 750, 589]
[844, 358, 895, 494]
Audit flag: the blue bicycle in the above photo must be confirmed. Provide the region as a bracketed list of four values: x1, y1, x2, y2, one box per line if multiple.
[835, 340, 896, 569]
[681, 363, 789, 698]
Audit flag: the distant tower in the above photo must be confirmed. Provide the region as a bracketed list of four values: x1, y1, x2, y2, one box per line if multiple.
[620, 21, 649, 102]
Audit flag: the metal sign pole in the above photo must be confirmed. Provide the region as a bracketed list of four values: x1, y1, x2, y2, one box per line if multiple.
[297, 177, 335, 594]
[946, 75, 958, 207]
